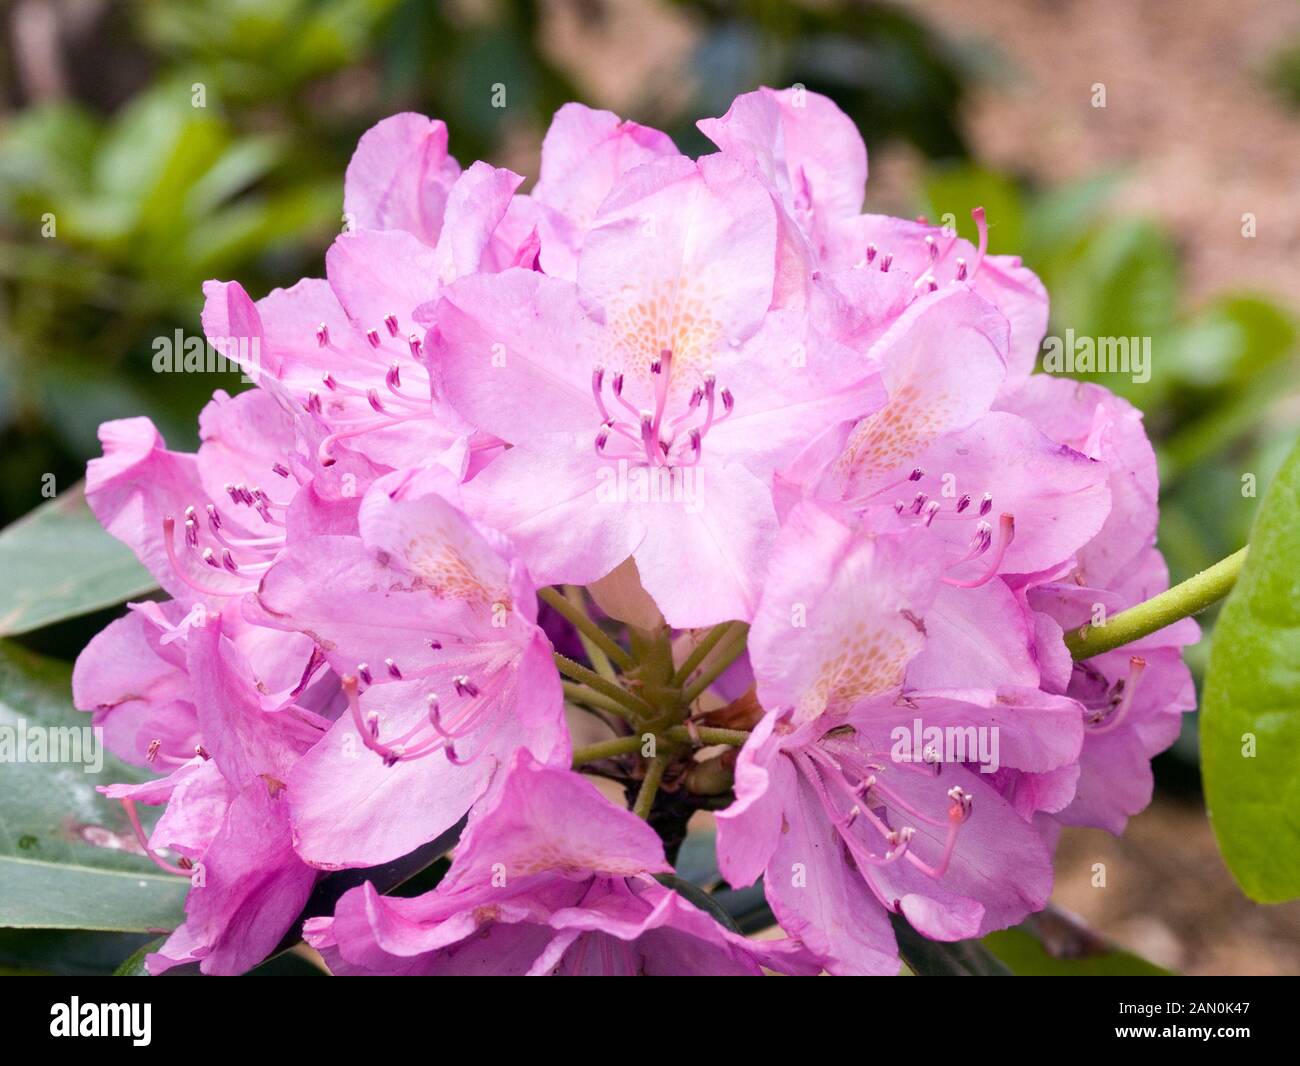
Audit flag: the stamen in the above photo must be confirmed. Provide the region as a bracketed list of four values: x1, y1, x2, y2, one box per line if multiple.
[119, 798, 192, 877]
[1087, 657, 1146, 735]
[969, 207, 988, 279]
[943, 513, 1015, 588]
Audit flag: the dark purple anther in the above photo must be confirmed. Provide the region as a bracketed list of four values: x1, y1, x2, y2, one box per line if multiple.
[316, 323, 330, 347]
[385, 658, 402, 679]
[957, 493, 971, 513]
[366, 329, 381, 348]
[357, 662, 372, 686]
[384, 314, 399, 336]
[979, 493, 993, 516]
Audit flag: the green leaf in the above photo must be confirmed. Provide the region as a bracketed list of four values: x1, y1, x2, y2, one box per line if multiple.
[112, 936, 167, 977]
[922, 164, 1024, 254]
[889, 914, 1011, 976]
[654, 873, 742, 934]
[0, 929, 156, 976]
[0, 640, 189, 931]
[983, 927, 1170, 976]
[1202, 436, 1300, 902]
[0, 483, 158, 636]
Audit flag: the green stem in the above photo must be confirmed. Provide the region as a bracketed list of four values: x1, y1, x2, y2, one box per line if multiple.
[1065, 546, 1248, 660]
[668, 725, 749, 747]
[681, 622, 750, 705]
[671, 620, 736, 686]
[564, 585, 617, 680]
[633, 755, 670, 819]
[538, 587, 634, 670]
[553, 653, 652, 717]
[569, 726, 750, 769]
[561, 681, 638, 722]
[572, 735, 643, 765]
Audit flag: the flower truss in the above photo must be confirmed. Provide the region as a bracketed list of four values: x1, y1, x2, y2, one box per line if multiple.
[75, 87, 1195, 976]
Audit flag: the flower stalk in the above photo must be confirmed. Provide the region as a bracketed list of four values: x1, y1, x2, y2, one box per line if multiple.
[1065, 547, 1247, 660]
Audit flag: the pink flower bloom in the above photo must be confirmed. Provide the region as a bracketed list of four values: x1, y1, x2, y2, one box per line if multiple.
[202, 114, 536, 477]
[64, 90, 1198, 976]
[435, 153, 878, 626]
[101, 615, 328, 975]
[85, 387, 360, 604]
[716, 501, 1081, 974]
[304, 753, 817, 975]
[528, 102, 679, 279]
[252, 471, 568, 868]
[698, 86, 867, 257]
[1005, 375, 1197, 833]
[781, 285, 1112, 590]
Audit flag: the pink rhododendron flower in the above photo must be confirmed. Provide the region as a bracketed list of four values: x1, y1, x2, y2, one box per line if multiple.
[101, 615, 328, 975]
[435, 154, 879, 626]
[715, 501, 1082, 974]
[252, 470, 568, 868]
[304, 754, 816, 975]
[67, 87, 1200, 978]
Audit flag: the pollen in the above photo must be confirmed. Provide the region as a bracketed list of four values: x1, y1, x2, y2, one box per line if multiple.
[799, 623, 913, 719]
[401, 533, 509, 613]
[604, 278, 721, 389]
[836, 383, 950, 480]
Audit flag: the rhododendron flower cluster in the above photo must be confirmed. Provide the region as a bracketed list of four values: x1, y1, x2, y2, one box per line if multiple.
[74, 87, 1194, 976]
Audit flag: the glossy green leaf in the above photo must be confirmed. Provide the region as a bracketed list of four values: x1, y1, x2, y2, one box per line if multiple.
[983, 927, 1170, 976]
[1202, 436, 1300, 902]
[890, 914, 1011, 976]
[0, 929, 157, 976]
[0, 483, 157, 636]
[0, 641, 189, 931]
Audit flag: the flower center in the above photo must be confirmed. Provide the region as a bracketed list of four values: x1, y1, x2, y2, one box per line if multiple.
[791, 728, 973, 908]
[590, 347, 734, 468]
